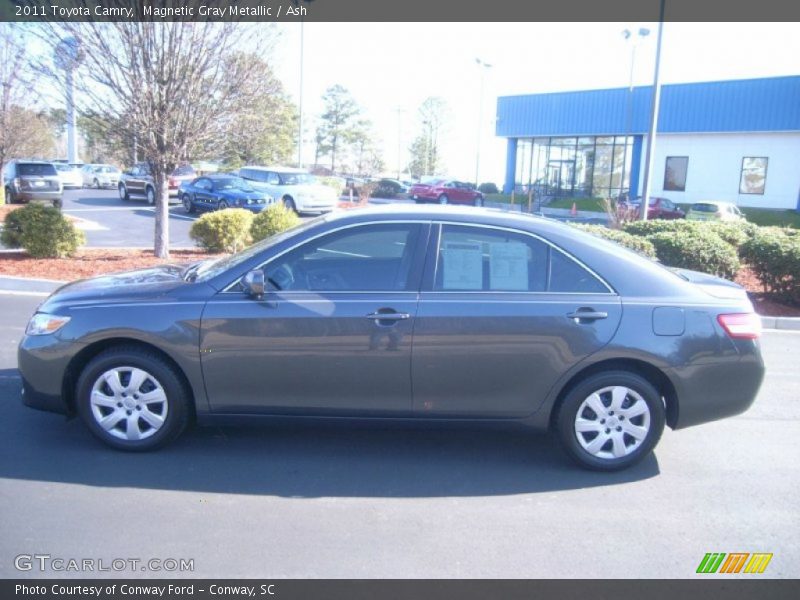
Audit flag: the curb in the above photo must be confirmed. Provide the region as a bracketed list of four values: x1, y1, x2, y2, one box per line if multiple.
[760, 316, 800, 331]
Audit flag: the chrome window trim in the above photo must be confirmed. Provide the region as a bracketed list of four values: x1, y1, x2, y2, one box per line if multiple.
[431, 221, 616, 295]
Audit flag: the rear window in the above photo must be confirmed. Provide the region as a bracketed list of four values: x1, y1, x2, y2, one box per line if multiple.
[18, 163, 57, 176]
[691, 203, 718, 213]
[173, 165, 195, 176]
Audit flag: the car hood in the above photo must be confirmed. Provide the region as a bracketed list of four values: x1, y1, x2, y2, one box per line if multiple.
[222, 189, 265, 201]
[292, 184, 337, 198]
[41, 265, 190, 309]
[671, 268, 750, 302]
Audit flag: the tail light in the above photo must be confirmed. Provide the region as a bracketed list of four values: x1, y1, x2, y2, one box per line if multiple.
[717, 313, 762, 339]
[168, 177, 177, 187]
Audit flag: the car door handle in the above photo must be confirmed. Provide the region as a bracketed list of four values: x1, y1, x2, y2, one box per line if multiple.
[366, 312, 410, 321]
[566, 309, 608, 322]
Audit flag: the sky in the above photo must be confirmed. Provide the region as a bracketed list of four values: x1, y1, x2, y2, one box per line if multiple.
[270, 22, 800, 184]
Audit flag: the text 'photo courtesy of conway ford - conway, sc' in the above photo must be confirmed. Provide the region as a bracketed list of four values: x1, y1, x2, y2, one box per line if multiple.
[18, 205, 764, 471]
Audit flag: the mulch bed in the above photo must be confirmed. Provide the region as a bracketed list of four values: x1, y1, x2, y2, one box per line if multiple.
[0, 249, 222, 281]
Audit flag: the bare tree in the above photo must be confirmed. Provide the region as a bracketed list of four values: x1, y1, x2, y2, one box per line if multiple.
[0, 25, 50, 204]
[408, 96, 448, 177]
[35, 21, 279, 258]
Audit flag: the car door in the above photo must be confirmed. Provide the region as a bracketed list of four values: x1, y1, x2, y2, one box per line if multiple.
[411, 223, 622, 418]
[194, 178, 213, 208]
[200, 221, 430, 415]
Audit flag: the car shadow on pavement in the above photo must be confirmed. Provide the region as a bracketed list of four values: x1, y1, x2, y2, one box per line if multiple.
[1, 375, 660, 497]
[70, 195, 131, 207]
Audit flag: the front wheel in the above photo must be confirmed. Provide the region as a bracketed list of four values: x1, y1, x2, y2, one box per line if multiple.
[118, 183, 129, 202]
[438, 194, 448, 205]
[283, 196, 297, 213]
[218, 200, 229, 211]
[183, 194, 195, 214]
[93, 178, 100, 189]
[76, 347, 191, 451]
[4, 187, 15, 204]
[556, 371, 665, 471]
[146, 186, 155, 205]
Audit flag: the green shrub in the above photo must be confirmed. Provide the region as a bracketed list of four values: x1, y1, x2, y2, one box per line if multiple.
[2, 204, 84, 258]
[648, 230, 740, 279]
[190, 208, 253, 253]
[571, 224, 656, 258]
[740, 229, 800, 304]
[622, 219, 700, 237]
[317, 176, 345, 197]
[250, 203, 301, 243]
[478, 182, 499, 194]
[703, 221, 758, 249]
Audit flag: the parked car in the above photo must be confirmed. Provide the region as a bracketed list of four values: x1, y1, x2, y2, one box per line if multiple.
[81, 164, 122, 189]
[169, 164, 196, 197]
[2, 160, 63, 208]
[624, 196, 686, 220]
[409, 179, 483, 206]
[179, 174, 274, 214]
[373, 178, 409, 198]
[238, 166, 338, 213]
[18, 205, 764, 470]
[686, 201, 745, 222]
[53, 163, 83, 189]
[118, 162, 180, 204]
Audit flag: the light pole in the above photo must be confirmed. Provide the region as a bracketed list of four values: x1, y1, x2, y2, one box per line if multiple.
[297, 19, 305, 168]
[54, 37, 83, 163]
[640, 0, 666, 221]
[396, 106, 405, 180]
[474, 58, 492, 187]
[620, 27, 650, 201]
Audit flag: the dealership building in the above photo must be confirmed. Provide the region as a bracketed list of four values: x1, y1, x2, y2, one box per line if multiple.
[497, 76, 800, 210]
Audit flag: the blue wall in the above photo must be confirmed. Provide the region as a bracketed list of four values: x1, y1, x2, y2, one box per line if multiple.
[497, 76, 800, 138]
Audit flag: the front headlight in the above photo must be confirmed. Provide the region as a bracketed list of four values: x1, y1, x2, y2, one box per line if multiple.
[26, 313, 71, 336]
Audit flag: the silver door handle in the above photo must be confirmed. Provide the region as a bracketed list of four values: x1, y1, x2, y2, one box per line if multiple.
[567, 310, 608, 322]
[366, 312, 410, 321]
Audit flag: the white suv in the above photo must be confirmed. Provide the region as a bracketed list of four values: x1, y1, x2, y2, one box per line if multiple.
[238, 166, 338, 214]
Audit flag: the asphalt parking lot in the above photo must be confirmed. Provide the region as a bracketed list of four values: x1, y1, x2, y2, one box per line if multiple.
[0, 292, 798, 578]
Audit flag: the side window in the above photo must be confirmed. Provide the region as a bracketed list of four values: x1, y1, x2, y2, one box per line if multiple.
[435, 225, 548, 291]
[434, 225, 608, 294]
[263, 224, 421, 292]
[663, 156, 688, 192]
[266, 172, 281, 185]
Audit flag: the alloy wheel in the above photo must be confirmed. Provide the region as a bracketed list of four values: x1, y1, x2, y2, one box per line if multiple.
[89, 366, 168, 441]
[573, 385, 651, 460]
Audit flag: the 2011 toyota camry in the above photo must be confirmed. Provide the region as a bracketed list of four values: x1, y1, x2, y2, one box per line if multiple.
[18, 205, 765, 470]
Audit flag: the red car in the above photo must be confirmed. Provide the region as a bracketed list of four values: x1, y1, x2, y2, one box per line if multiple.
[627, 196, 685, 220]
[168, 164, 197, 197]
[409, 179, 483, 206]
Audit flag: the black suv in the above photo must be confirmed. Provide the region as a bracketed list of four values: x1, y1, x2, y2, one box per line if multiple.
[2, 160, 63, 208]
[118, 162, 157, 204]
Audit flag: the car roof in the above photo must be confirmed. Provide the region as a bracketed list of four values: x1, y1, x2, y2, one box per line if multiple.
[242, 165, 309, 173]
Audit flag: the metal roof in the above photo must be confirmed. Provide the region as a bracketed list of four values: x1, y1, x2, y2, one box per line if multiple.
[496, 76, 800, 137]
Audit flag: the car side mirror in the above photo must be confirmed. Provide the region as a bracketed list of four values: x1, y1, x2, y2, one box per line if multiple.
[242, 270, 265, 300]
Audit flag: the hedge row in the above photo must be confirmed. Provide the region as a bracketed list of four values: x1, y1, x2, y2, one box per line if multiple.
[740, 228, 800, 304]
[189, 204, 300, 253]
[572, 224, 656, 258]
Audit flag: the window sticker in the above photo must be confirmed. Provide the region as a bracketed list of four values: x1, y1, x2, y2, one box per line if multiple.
[441, 242, 483, 289]
[489, 242, 529, 290]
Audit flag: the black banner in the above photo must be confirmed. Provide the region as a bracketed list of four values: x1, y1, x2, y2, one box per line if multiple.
[3, 0, 800, 22]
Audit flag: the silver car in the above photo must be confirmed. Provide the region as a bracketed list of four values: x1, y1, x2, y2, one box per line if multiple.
[238, 166, 338, 214]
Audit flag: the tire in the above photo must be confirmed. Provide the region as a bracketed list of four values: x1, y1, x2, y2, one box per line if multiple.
[119, 183, 129, 201]
[438, 194, 448, 205]
[183, 194, 195, 214]
[556, 370, 665, 471]
[4, 187, 15, 204]
[283, 196, 296, 213]
[75, 346, 191, 451]
[474, 195, 484, 207]
[146, 186, 155, 205]
[218, 200, 229, 211]
[53, 198, 63, 210]
[93, 178, 100, 189]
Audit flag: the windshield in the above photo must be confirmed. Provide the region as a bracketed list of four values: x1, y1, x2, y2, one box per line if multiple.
[278, 172, 315, 185]
[54, 164, 75, 172]
[191, 216, 326, 284]
[96, 165, 119, 173]
[213, 177, 253, 191]
[692, 203, 719, 213]
[173, 165, 195, 176]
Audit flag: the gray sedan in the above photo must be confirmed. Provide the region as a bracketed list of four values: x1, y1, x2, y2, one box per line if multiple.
[18, 205, 764, 470]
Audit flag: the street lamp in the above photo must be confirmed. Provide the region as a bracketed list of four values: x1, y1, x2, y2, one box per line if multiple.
[620, 27, 650, 202]
[297, 19, 305, 168]
[474, 58, 492, 188]
[396, 106, 406, 180]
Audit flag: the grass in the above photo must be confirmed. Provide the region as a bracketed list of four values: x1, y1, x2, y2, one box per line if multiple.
[676, 204, 800, 228]
[546, 197, 606, 211]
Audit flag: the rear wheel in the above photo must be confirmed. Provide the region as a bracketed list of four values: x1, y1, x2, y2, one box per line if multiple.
[474, 195, 484, 207]
[556, 370, 665, 471]
[93, 178, 100, 189]
[182, 194, 195, 214]
[146, 186, 155, 205]
[4, 187, 15, 204]
[76, 347, 191, 451]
